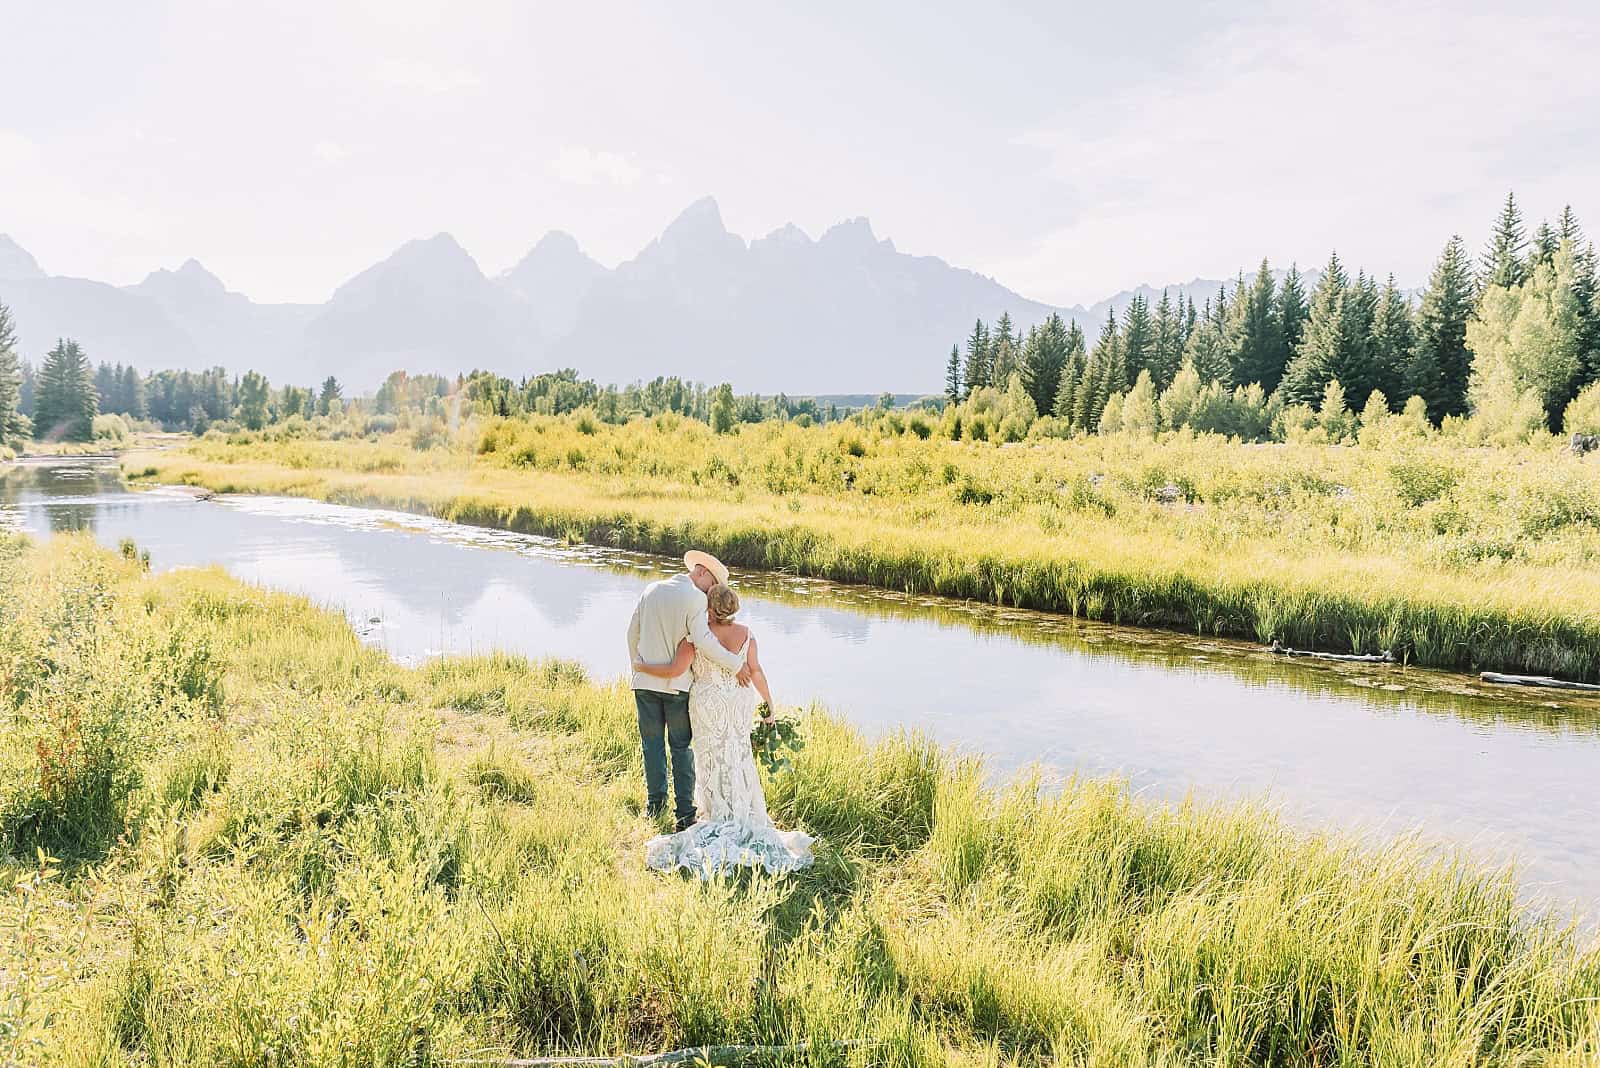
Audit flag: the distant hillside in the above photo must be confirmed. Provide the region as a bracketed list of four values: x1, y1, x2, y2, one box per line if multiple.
[0, 214, 1390, 395]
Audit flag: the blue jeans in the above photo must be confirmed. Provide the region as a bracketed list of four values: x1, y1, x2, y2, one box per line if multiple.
[635, 690, 695, 824]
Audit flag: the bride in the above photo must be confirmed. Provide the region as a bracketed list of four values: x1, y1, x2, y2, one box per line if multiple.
[633, 582, 813, 876]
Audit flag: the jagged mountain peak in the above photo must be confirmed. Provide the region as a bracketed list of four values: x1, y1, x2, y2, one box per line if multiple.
[752, 223, 813, 250]
[396, 231, 476, 263]
[136, 258, 229, 298]
[529, 230, 584, 256]
[820, 216, 879, 247]
[497, 230, 608, 338]
[657, 197, 741, 249]
[331, 232, 488, 302]
[0, 234, 45, 280]
[503, 230, 602, 277]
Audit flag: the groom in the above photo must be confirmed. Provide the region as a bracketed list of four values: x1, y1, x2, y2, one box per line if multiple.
[626, 549, 750, 831]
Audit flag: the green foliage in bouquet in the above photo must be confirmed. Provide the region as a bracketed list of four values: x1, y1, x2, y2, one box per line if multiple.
[750, 703, 804, 776]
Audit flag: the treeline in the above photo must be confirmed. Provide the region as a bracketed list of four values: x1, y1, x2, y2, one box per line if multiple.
[944, 193, 1600, 442]
[458, 368, 837, 427]
[0, 308, 848, 448]
[0, 334, 352, 443]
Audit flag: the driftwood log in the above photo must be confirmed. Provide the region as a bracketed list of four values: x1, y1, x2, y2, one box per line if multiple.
[1268, 640, 1395, 664]
[1480, 671, 1600, 693]
[451, 1041, 874, 1067]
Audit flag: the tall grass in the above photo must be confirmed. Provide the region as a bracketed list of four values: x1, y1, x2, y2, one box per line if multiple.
[3, 535, 1598, 1065]
[128, 414, 1600, 679]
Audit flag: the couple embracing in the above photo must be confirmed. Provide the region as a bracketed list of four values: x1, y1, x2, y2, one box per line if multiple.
[626, 549, 813, 876]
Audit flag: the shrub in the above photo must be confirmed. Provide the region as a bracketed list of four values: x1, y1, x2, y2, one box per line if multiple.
[0, 539, 223, 857]
[1388, 455, 1459, 507]
[364, 412, 399, 436]
[92, 413, 130, 442]
[1564, 381, 1600, 437]
[409, 418, 449, 450]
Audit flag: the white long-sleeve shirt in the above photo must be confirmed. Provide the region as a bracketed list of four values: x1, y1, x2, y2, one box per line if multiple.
[626, 573, 744, 693]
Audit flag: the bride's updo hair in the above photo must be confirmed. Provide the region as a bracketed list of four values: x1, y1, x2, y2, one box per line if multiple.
[708, 583, 740, 625]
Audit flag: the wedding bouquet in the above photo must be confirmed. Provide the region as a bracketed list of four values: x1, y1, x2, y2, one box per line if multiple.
[750, 703, 804, 776]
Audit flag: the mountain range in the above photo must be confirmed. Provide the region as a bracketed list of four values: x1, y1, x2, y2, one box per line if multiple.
[0, 200, 1330, 394]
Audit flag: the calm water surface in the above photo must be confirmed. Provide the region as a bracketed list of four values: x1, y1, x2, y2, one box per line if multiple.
[5, 458, 1599, 918]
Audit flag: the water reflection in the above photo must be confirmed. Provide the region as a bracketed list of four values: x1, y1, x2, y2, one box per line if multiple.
[3, 457, 1599, 917]
[2, 458, 101, 533]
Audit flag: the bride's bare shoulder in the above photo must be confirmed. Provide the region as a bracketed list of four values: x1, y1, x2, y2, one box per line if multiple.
[713, 621, 750, 653]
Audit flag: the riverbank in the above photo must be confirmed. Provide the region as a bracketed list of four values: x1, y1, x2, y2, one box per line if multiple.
[125, 421, 1600, 680]
[3, 532, 1597, 1064]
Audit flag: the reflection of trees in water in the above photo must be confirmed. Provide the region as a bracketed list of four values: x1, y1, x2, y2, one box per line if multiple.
[1, 461, 118, 535]
[46, 500, 97, 534]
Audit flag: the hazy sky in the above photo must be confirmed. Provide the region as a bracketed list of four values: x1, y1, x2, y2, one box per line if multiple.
[4, 0, 1598, 306]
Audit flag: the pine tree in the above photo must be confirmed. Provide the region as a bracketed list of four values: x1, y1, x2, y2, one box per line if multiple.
[1558, 205, 1585, 246]
[1183, 313, 1232, 386]
[0, 302, 23, 445]
[1120, 295, 1155, 383]
[1368, 276, 1415, 407]
[1573, 247, 1600, 386]
[237, 370, 271, 430]
[1280, 253, 1375, 406]
[1073, 312, 1123, 431]
[709, 383, 736, 433]
[990, 312, 1019, 385]
[1022, 313, 1070, 414]
[944, 344, 962, 404]
[1149, 290, 1182, 391]
[1530, 221, 1558, 270]
[1181, 294, 1198, 347]
[120, 365, 146, 420]
[1277, 265, 1309, 359]
[33, 339, 98, 441]
[962, 319, 991, 397]
[1551, 210, 1600, 387]
[1052, 321, 1088, 421]
[319, 376, 343, 416]
[94, 363, 117, 413]
[1414, 235, 1476, 420]
[1482, 191, 1527, 289]
[1229, 259, 1285, 391]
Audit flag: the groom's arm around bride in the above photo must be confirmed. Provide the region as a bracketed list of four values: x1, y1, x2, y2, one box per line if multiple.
[625, 572, 746, 693]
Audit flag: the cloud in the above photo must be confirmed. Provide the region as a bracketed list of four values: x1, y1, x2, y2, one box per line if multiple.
[549, 146, 645, 187]
[991, 0, 1600, 306]
[313, 140, 352, 164]
[371, 57, 482, 96]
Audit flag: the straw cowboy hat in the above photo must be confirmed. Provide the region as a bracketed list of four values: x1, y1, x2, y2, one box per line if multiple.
[683, 549, 729, 585]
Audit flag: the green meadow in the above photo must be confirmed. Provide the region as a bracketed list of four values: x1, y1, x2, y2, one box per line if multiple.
[3, 533, 1598, 1065]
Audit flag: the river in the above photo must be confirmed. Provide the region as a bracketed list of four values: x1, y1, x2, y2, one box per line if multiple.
[5, 457, 1598, 919]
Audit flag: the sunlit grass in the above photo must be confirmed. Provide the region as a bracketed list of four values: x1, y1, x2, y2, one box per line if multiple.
[3, 534, 1598, 1065]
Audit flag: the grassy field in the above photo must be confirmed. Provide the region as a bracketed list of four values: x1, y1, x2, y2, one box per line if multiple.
[126, 413, 1600, 680]
[2, 533, 1598, 1065]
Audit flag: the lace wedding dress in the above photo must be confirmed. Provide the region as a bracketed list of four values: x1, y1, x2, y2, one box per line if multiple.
[645, 639, 814, 876]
